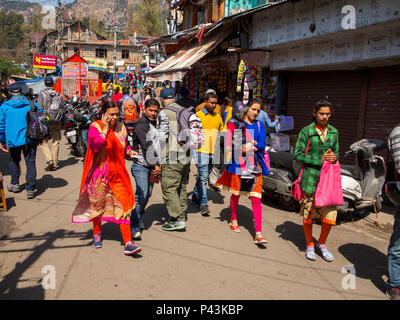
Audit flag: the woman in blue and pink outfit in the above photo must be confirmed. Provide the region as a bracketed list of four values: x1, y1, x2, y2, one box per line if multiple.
[216, 100, 270, 245]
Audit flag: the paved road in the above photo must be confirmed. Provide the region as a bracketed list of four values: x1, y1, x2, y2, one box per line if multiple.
[0, 136, 396, 300]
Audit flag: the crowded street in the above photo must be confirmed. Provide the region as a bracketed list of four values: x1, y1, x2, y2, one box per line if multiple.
[0, 138, 395, 300]
[1, 0, 400, 305]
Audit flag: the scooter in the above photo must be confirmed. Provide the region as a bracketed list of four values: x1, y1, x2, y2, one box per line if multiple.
[262, 138, 386, 216]
[339, 138, 386, 215]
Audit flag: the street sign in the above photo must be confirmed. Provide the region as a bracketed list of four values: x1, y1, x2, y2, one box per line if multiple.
[33, 54, 57, 70]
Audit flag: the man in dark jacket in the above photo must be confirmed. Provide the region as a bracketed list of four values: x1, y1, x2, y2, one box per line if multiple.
[0, 82, 42, 199]
[130, 98, 161, 239]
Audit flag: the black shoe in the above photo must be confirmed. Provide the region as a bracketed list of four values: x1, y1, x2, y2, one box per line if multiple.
[200, 205, 210, 217]
[192, 194, 200, 207]
[50, 164, 59, 171]
[45, 161, 54, 171]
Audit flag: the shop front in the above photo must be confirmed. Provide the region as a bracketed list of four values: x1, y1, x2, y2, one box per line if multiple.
[249, 0, 400, 162]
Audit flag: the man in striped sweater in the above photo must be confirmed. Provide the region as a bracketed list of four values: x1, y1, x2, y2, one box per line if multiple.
[386, 124, 400, 300]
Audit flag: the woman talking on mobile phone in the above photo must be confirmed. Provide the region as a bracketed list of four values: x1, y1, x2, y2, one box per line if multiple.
[72, 101, 142, 256]
[294, 100, 339, 262]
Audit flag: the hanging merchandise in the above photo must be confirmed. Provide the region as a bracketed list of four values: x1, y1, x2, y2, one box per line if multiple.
[237, 59, 246, 92]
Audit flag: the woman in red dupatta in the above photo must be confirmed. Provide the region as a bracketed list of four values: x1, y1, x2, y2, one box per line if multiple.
[72, 101, 142, 256]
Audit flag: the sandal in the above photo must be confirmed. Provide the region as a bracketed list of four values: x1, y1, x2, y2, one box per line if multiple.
[305, 246, 316, 261]
[254, 233, 268, 244]
[316, 242, 334, 262]
[229, 222, 240, 233]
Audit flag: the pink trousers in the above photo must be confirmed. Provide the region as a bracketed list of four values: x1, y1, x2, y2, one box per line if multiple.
[230, 194, 262, 233]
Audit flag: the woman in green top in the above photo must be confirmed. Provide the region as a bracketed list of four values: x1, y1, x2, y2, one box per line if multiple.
[294, 100, 339, 262]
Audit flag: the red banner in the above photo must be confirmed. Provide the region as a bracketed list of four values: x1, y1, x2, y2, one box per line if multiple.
[33, 55, 57, 70]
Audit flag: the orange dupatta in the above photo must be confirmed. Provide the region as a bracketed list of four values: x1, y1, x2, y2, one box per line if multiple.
[80, 120, 135, 213]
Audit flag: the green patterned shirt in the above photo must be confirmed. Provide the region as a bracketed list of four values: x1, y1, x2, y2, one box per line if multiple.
[294, 122, 339, 194]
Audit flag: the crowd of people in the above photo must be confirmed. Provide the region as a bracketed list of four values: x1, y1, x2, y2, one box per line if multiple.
[0, 76, 399, 300]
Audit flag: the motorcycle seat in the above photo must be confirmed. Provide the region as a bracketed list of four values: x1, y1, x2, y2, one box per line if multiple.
[341, 165, 363, 181]
[268, 150, 295, 172]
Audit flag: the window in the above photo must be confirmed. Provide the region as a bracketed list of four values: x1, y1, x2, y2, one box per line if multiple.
[74, 47, 79, 54]
[96, 48, 107, 58]
[122, 49, 129, 59]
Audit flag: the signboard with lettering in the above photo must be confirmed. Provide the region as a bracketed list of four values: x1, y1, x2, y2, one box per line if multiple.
[33, 55, 57, 70]
[225, 0, 267, 17]
[62, 62, 88, 79]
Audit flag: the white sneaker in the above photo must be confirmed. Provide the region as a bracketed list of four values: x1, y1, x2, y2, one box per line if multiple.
[133, 231, 141, 240]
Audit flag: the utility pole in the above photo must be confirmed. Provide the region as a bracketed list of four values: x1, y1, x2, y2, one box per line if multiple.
[106, 19, 125, 84]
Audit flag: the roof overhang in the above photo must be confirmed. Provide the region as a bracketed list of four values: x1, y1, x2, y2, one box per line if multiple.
[146, 24, 233, 82]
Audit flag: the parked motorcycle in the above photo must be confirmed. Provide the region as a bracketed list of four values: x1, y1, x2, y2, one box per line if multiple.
[63, 96, 101, 157]
[262, 138, 386, 216]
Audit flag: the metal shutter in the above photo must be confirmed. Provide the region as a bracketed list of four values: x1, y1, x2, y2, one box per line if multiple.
[286, 70, 364, 164]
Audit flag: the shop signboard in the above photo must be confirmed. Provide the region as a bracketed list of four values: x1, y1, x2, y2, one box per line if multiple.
[225, 0, 267, 17]
[62, 62, 88, 79]
[85, 58, 107, 71]
[33, 54, 57, 70]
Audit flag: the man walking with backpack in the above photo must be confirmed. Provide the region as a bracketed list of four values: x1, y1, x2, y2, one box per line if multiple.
[0, 82, 43, 199]
[158, 88, 204, 231]
[37, 76, 64, 171]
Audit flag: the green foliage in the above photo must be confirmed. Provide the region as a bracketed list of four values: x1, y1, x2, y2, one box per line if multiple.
[0, 10, 24, 49]
[0, 56, 23, 81]
[128, 0, 167, 37]
[0, 0, 36, 12]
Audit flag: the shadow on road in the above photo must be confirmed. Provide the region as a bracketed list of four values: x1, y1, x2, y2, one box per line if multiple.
[57, 156, 80, 170]
[0, 229, 91, 300]
[275, 221, 308, 252]
[31, 174, 68, 197]
[338, 243, 388, 294]
[142, 203, 169, 229]
[218, 205, 256, 238]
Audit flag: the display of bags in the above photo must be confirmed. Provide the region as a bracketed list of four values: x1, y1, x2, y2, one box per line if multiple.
[314, 160, 344, 207]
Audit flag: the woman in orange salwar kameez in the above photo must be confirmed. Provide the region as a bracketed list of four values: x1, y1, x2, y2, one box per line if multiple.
[72, 101, 142, 256]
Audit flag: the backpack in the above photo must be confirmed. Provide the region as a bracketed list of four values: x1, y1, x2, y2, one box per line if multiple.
[44, 89, 63, 123]
[165, 104, 204, 149]
[123, 98, 139, 123]
[25, 99, 49, 141]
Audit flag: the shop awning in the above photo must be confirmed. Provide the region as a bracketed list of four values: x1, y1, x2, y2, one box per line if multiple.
[146, 26, 232, 82]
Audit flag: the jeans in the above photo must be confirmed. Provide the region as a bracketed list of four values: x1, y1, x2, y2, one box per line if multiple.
[9, 143, 37, 191]
[193, 152, 214, 206]
[130, 162, 154, 231]
[81, 128, 89, 158]
[388, 206, 400, 288]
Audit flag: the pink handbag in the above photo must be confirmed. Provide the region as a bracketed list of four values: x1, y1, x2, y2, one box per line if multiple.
[291, 137, 310, 201]
[314, 160, 344, 207]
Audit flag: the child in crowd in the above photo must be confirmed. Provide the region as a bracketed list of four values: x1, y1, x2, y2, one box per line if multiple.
[225, 101, 261, 178]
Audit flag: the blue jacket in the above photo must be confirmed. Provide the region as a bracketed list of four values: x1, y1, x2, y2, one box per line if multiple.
[226, 120, 269, 176]
[0, 95, 42, 147]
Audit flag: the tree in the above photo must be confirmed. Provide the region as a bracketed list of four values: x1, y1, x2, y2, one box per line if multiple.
[129, 0, 167, 36]
[29, 5, 45, 34]
[0, 11, 24, 49]
[0, 57, 23, 81]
